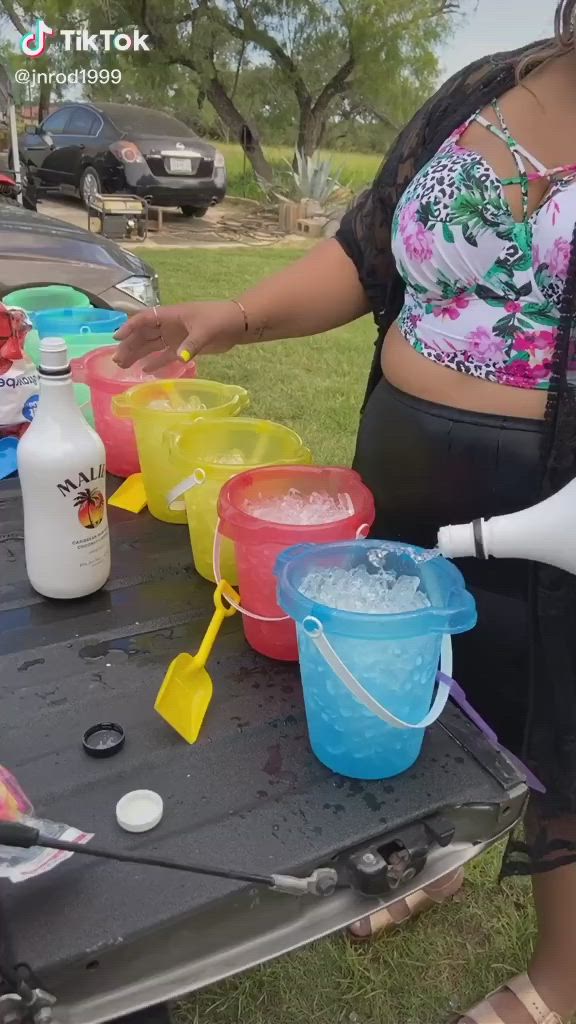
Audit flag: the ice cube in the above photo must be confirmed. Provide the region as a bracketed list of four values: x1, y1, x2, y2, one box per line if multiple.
[299, 564, 430, 614]
[146, 396, 207, 412]
[147, 399, 174, 411]
[243, 489, 355, 525]
[212, 449, 245, 465]
[368, 543, 440, 569]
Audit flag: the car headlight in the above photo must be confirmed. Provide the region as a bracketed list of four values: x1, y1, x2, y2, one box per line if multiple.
[116, 274, 160, 306]
[214, 150, 226, 169]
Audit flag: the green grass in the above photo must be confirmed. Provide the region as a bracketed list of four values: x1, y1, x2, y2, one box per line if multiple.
[177, 852, 535, 1024]
[218, 142, 381, 201]
[145, 248, 536, 1024]
[148, 247, 374, 465]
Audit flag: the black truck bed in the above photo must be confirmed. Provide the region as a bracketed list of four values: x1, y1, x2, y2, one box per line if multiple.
[0, 478, 527, 1024]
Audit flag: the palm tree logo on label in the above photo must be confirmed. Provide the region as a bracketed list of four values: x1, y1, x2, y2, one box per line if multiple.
[74, 488, 105, 529]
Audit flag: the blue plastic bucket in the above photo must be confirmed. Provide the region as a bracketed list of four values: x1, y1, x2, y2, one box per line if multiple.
[35, 307, 127, 338]
[276, 540, 477, 780]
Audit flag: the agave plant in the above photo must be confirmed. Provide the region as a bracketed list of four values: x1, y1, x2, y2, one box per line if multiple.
[286, 150, 346, 204]
[258, 150, 351, 209]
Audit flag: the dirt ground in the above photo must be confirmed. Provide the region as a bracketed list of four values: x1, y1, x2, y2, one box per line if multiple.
[35, 194, 302, 249]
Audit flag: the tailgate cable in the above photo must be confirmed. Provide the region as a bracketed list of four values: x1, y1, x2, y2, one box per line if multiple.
[0, 822, 340, 898]
[0, 894, 56, 1024]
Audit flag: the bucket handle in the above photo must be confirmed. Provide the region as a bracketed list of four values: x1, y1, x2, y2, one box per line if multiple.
[302, 616, 453, 731]
[437, 639, 546, 793]
[79, 325, 92, 335]
[212, 522, 372, 622]
[213, 524, 289, 621]
[166, 468, 206, 512]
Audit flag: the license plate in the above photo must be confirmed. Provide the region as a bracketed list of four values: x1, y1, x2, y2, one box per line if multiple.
[167, 157, 193, 174]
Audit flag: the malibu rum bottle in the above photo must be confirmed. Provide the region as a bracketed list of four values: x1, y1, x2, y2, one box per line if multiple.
[18, 337, 111, 598]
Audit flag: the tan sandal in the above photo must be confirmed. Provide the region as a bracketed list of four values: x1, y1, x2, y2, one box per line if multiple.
[456, 973, 563, 1023]
[348, 866, 464, 940]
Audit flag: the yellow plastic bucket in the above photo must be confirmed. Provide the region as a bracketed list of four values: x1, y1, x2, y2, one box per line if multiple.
[112, 380, 250, 523]
[166, 417, 313, 582]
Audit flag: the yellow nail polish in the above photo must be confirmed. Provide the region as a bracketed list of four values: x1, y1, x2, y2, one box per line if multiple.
[179, 349, 192, 364]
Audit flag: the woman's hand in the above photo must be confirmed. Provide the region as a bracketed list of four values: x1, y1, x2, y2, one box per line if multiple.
[113, 300, 246, 371]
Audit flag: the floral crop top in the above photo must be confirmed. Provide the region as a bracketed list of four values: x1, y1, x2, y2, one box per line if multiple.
[391, 101, 576, 390]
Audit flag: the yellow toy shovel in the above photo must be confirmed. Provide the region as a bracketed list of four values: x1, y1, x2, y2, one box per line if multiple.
[154, 580, 239, 743]
[108, 474, 147, 514]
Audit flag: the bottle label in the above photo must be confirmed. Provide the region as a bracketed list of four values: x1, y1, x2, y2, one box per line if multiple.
[57, 464, 106, 501]
[56, 464, 109, 569]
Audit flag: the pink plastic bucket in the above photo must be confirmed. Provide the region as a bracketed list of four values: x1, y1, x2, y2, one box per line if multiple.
[217, 465, 375, 661]
[71, 345, 196, 477]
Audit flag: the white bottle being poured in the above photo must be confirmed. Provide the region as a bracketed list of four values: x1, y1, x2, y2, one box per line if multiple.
[437, 476, 576, 575]
[17, 336, 111, 598]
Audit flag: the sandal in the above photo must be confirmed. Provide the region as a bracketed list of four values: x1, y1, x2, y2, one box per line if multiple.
[348, 867, 464, 940]
[454, 974, 563, 1023]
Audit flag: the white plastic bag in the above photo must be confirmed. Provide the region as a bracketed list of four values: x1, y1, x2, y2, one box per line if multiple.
[0, 304, 39, 437]
[0, 765, 93, 883]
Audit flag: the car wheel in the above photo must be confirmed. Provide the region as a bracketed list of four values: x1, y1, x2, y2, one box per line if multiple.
[6, 154, 37, 211]
[180, 205, 208, 218]
[80, 167, 102, 208]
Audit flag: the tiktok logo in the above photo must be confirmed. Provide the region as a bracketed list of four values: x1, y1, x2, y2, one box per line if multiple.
[20, 19, 55, 58]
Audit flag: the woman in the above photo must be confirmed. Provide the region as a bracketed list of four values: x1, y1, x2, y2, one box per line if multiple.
[115, 4, 576, 1020]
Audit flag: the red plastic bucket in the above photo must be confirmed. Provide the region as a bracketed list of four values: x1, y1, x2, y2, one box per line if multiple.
[217, 465, 375, 661]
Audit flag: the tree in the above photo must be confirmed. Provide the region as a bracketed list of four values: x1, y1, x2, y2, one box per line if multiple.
[0, 0, 69, 121]
[0, 42, 28, 107]
[0, 0, 463, 174]
[80, 0, 275, 180]
[213, 0, 460, 156]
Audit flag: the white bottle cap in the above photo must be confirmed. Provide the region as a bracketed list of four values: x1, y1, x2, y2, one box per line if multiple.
[437, 522, 477, 559]
[116, 789, 164, 833]
[39, 336, 70, 372]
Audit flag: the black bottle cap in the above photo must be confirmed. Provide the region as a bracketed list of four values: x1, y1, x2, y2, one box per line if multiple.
[83, 723, 125, 758]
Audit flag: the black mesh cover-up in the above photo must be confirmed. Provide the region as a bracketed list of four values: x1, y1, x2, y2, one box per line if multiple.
[336, 39, 576, 874]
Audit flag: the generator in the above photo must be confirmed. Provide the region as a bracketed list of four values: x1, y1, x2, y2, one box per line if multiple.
[87, 193, 148, 241]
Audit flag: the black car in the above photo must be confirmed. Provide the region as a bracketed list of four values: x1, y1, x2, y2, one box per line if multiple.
[16, 101, 227, 218]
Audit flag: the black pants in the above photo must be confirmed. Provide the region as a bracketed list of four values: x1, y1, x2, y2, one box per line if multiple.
[353, 378, 543, 756]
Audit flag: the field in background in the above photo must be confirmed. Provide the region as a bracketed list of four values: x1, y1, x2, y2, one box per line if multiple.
[145, 246, 539, 1024]
[219, 142, 381, 200]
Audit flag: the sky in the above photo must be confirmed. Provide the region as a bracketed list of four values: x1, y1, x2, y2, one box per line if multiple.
[441, 0, 558, 77]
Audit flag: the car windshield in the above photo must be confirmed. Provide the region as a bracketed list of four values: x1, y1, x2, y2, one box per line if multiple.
[103, 105, 196, 138]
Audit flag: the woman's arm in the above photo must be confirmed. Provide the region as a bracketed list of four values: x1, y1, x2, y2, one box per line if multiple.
[114, 238, 369, 369]
[234, 238, 370, 341]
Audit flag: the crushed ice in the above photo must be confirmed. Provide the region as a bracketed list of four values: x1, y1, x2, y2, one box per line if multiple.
[300, 560, 432, 614]
[367, 544, 440, 568]
[147, 396, 207, 412]
[243, 489, 355, 525]
[213, 449, 246, 465]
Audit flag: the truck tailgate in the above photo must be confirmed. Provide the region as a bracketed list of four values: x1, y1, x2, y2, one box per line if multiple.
[0, 478, 527, 1023]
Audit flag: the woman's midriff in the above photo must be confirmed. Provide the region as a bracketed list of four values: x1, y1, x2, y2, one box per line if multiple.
[382, 323, 547, 420]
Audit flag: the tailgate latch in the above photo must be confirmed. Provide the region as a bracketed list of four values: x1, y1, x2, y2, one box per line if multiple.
[346, 815, 455, 895]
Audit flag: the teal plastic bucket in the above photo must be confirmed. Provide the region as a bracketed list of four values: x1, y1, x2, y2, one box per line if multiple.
[276, 540, 477, 780]
[24, 330, 121, 427]
[3, 286, 91, 312]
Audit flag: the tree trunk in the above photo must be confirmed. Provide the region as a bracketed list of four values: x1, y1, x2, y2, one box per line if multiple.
[295, 55, 355, 157]
[205, 76, 273, 182]
[37, 79, 51, 123]
[296, 108, 325, 158]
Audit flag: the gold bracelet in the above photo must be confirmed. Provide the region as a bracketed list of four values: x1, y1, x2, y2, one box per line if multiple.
[230, 298, 249, 333]
[230, 298, 265, 340]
